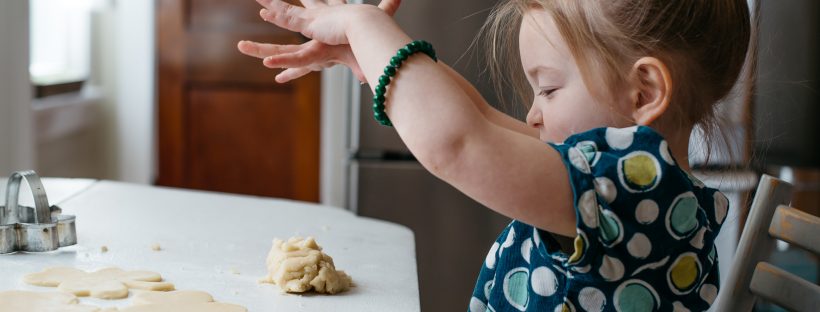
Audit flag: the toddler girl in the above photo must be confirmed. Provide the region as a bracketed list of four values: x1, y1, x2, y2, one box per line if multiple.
[237, 0, 751, 310]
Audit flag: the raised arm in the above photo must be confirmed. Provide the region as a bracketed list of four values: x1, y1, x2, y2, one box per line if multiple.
[254, 1, 576, 236]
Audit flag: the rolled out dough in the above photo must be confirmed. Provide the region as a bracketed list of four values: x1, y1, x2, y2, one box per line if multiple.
[119, 290, 247, 312]
[0, 290, 100, 312]
[261, 236, 353, 294]
[23, 267, 175, 299]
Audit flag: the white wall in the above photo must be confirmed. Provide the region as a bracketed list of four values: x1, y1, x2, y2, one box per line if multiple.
[92, 0, 156, 184]
[0, 1, 36, 174]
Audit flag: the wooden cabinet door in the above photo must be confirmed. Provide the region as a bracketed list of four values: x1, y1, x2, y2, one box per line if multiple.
[156, 0, 319, 201]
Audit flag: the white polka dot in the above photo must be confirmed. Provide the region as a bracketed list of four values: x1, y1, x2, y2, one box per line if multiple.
[672, 301, 691, 312]
[605, 127, 637, 150]
[594, 177, 617, 204]
[499, 228, 516, 257]
[714, 192, 728, 225]
[598, 255, 625, 282]
[659, 140, 675, 165]
[627, 233, 652, 259]
[470, 297, 487, 312]
[579, 190, 599, 228]
[521, 239, 533, 264]
[579, 287, 606, 312]
[486, 242, 499, 269]
[533, 228, 542, 247]
[700, 284, 718, 304]
[531, 266, 558, 297]
[484, 280, 494, 300]
[635, 199, 659, 224]
[568, 147, 592, 174]
[554, 305, 564, 312]
[690, 227, 707, 249]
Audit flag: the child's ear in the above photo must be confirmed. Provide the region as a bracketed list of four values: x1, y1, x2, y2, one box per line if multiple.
[628, 57, 672, 126]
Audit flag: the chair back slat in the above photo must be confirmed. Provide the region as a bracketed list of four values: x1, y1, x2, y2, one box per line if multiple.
[769, 205, 820, 254]
[749, 262, 820, 312]
[713, 175, 793, 312]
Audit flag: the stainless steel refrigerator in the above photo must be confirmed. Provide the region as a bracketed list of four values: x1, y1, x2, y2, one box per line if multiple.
[347, 1, 518, 311]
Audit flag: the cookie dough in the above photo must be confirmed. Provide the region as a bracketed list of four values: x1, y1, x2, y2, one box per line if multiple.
[23, 267, 175, 299]
[0, 290, 100, 312]
[261, 236, 353, 294]
[120, 290, 246, 312]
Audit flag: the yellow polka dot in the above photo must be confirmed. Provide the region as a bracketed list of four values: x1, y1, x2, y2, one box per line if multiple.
[671, 255, 698, 290]
[569, 234, 586, 263]
[624, 154, 657, 187]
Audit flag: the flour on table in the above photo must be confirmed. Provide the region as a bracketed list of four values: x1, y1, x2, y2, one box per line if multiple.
[119, 290, 246, 312]
[23, 267, 175, 299]
[261, 236, 353, 294]
[0, 290, 100, 312]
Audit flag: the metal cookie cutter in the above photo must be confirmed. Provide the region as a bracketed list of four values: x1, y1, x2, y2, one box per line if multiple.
[0, 170, 77, 254]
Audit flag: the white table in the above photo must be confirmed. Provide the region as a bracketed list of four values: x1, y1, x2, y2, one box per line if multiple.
[0, 179, 420, 311]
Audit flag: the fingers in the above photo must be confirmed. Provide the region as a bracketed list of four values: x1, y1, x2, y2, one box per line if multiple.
[378, 0, 401, 16]
[299, 0, 325, 8]
[275, 67, 314, 83]
[257, 0, 306, 33]
[237, 40, 301, 59]
[263, 50, 317, 69]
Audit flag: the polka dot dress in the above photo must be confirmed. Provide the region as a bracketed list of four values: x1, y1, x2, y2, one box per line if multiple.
[469, 126, 727, 312]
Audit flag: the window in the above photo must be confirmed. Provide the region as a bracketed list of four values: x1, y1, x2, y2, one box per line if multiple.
[29, 0, 94, 96]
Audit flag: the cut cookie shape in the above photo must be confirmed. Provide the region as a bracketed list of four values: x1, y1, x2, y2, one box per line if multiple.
[23, 267, 175, 299]
[119, 290, 246, 312]
[0, 290, 101, 312]
[261, 236, 353, 294]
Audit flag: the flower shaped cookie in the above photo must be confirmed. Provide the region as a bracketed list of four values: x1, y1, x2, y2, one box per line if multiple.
[23, 267, 175, 299]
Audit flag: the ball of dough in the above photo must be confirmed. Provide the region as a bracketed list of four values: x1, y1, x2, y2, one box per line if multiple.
[262, 237, 352, 294]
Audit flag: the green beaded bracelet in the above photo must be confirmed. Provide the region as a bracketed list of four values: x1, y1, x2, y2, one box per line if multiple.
[372, 40, 437, 127]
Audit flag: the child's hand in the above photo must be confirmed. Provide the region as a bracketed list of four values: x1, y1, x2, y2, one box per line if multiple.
[238, 0, 396, 83]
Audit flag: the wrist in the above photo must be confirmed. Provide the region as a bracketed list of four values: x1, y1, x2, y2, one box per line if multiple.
[345, 5, 394, 40]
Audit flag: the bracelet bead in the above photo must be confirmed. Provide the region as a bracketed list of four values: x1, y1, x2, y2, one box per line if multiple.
[378, 75, 390, 86]
[371, 40, 437, 127]
[384, 66, 397, 77]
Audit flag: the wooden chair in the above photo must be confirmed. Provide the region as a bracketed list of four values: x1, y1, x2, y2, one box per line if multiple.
[713, 174, 820, 312]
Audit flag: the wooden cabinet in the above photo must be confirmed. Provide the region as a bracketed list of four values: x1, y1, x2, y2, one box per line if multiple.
[156, 0, 319, 201]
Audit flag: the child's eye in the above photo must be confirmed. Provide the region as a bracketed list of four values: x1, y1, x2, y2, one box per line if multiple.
[538, 88, 559, 98]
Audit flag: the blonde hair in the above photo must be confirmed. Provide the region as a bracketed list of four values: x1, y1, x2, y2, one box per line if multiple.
[480, 0, 752, 141]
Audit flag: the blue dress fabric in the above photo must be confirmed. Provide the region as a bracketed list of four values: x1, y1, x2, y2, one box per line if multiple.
[469, 126, 729, 312]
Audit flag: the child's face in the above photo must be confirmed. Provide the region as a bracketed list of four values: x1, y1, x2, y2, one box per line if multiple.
[519, 9, 633, 142]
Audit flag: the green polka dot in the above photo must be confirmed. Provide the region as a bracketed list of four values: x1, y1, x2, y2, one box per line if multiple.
[614, 280, 659, 312]
[666, 193, 699, 239]
[599, 209, 623, 246]
[618, 284, 655, 312]
[504, 268, 529, 310]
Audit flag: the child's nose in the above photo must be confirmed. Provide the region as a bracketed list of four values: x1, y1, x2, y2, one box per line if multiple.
[526, 106, 543, 128]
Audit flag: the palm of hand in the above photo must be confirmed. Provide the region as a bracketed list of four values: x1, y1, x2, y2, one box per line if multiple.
[239, 0, 401, 83]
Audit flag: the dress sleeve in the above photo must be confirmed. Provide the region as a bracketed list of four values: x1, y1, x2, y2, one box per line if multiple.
[547, 126, 716, 279]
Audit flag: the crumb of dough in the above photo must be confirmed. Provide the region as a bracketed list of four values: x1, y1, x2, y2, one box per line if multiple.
[260, 236, 353, 294]
[151, 244, 162, 251]
[101, 246, 109, 253]
[229, 267, 240, 275]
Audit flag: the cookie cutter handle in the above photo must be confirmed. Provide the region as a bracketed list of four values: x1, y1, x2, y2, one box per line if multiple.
[4, 170, 51, 225]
